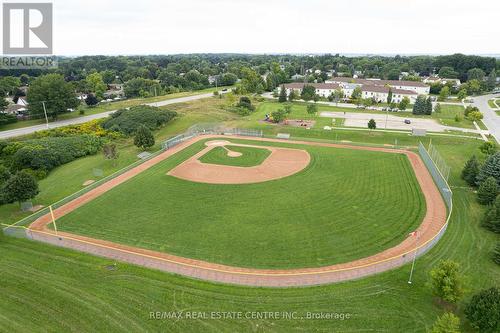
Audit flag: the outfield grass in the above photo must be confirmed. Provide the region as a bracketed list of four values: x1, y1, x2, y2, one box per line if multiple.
[199, 145, 271, 167]
[54, 138, 425, 269]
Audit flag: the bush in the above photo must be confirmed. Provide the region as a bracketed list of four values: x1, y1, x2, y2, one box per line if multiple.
[102, 105, 177, 136]
[0, 171, 39, 205]
[477, 177, 499, 205]
[493, 242, 500, 265]
[134, 125, 155, 150]
[461, 155, 480, 186]
[476, 152, 500, 185]
[482, 195, 500, 232]
[9, 135, 103, 173]
[464, 287, 500, 333]
[480, 141, 498, 155]
[430, 313, 460, 333]
[0, 113, 17, 127]
[429, 260, 464, 303]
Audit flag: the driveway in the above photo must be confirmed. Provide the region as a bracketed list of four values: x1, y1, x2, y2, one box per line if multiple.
[471, 94, 500, 143]
[321, 111, 482, 134]
[0, 92, 220, 140]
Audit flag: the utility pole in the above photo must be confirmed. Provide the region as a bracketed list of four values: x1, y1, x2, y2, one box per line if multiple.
[42, 101, 49, 129]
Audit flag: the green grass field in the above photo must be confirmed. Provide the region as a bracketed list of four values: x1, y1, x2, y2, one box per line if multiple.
[53, 138, 425, 269]
[199, 145, 271, 167]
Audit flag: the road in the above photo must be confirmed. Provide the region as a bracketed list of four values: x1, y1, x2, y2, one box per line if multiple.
[471, 94, 500, 143]
[0, 92, 218, 139]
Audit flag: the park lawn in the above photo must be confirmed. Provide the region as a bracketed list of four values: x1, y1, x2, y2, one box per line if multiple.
[488, 99, 500, 109]
[54, 138, 426, 269]
[199, 145, 271, 167]
[0, 87, 232, 131]
[1, 133, 498, 332]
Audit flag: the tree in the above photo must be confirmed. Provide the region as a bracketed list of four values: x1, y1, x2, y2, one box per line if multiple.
[288, 89, 296, 101]
[387, 89, 393, 104]
[220, 73, 238, 86]
[86, 72, 107, 99]
[85, 94, 99, 107]
[486, 69, 497, 91]
[425, 97, 433, 115]
[368, 119, 377, 130]
[464, 106, 479, 118]
[464, 79, 482, 95]
[301, 85, 317, 101]
[464, 287, 500, 333]
[438, 86, 450, 101]
[462, 155, 480, 187]
[0, 97, 8, 112]
[429, 260, 464, 303]
[102, 143, 119, 166]
[479, 141, 497, 155]
[271, 109, 286, 123]
[133, 125, 155, 150]
[0, 165, 11, 186]
[399, 96, 410, 111]
[0, 171, 39, 205]
[438, 66, 458, 79]
[457, 88, 467, 100]
[351, 86, 362, 100]
[467, 68, 486, 81]
[27, 74, 79, 120]
[306, 103, 317, 117]
[278, 85, 287, 103]
[467, 111, 483, 122]
[429, 313, 460, 333]
[476, 152, 500, 185]
[482, 195, 500, 233]
[477, 177, 499, 205]
[283, 103, 293, 115]
[413, 95, 427, 115]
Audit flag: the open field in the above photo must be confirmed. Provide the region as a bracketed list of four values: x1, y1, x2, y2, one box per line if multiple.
[49, 138, 426, 269]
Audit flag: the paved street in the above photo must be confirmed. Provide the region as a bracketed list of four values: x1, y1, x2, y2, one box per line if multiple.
[0, 92, 219, 139]
[471, 94, 500, 143]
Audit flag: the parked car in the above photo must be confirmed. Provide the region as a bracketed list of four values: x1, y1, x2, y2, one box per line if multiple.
[404, 119, 411, 124]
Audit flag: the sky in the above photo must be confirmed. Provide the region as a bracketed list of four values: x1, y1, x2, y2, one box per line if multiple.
[9, 0, 500, 56]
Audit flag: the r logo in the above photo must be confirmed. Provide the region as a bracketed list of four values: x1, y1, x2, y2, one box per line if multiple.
[2, 3, 53, 54]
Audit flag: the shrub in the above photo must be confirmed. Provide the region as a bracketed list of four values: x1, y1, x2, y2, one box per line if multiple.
[10, 135, 103, 173]
[134, 125, 155, 150]
[482, 195, 500, 232]
[271, 109, 287, 123]
[429, 313, 460, 333]
[493, 242, 500, 265]
[476, 152, 500, 185]
[102, 106, 177, 136]
[0, 171, 39, 205]
[479, 141, 498, 155]
[368, 119, 377, 130]
[461, 155, 480, 186]
[0, 113, 17, 127]
[428, 260, 464, 303]
[464, 287, 500, 333]
[477, 177, 499, 205]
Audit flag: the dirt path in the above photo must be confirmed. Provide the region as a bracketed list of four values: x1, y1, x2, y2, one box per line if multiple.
[28, 135, 447, 287]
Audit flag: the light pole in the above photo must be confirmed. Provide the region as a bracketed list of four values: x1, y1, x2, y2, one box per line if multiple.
[42, 101, 49, 129]
[408, 231, 419, 284]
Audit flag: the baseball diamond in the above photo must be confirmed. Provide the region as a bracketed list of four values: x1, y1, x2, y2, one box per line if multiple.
[27, 135, 447, 287]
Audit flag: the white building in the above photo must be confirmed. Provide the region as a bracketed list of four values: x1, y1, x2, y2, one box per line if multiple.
[326, 77, 430, 95]
[361, 85, 417, 103]
[278, 83, 341, 98]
